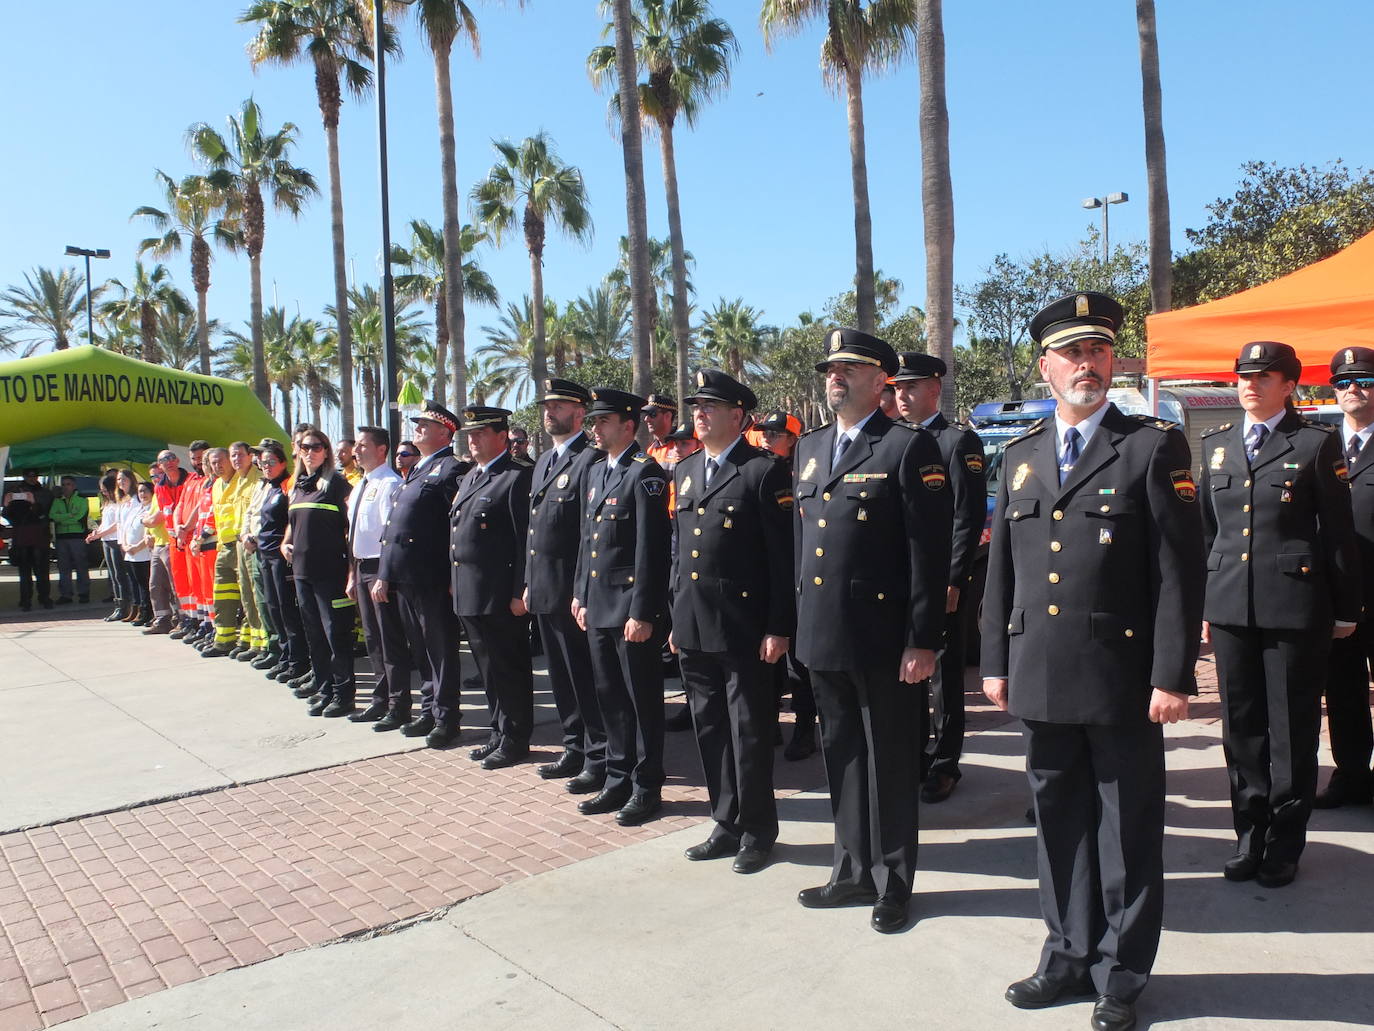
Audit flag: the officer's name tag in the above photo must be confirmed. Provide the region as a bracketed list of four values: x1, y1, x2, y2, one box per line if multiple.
[1098, 488, 1116, 495]
[364, 485, 379, 502]
[1284, 462, 1300, 469]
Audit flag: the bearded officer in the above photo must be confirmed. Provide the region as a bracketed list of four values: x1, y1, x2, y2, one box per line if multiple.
[572, 388, 672, 826]
[891, 352, 987, 803]
[793, 328, 952, 935]
[671, 369, 794, 874]
[981, 292, 1204, 1031]
[1316, 346, 1374, 809]
[1200, 341, 1361, 888]
[524, 379, 609, 793]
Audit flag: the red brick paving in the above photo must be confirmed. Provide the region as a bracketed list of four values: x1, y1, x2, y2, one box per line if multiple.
[0, 651, 1241, 1031]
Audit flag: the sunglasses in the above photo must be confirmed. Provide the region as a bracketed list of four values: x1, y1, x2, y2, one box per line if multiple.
[1334, 377, 1374, 390]
[396, 450, 418, 458]
[300, 442, 326, 453]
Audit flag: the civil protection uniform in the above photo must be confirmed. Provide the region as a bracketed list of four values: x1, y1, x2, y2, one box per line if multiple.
[793, 329, 953, 904]
[451, 409, 535, 755]
[192, 473, 218, 634]
[210, 468, 244, 651]
[240, 470, 271, 653]
[575, 390, 672, 805]
[347, 462, 407, 716]
[981, 293, 1205, 1004]
[1201, 342, 1362, 871]
[672, 370, 795, 852]
[378, 402, 469, 729]
[170, 464, 206, 630]
[258, 468, 307, 677]
[1320, 346, 1374, 805]
[231, 464, 264, 653]
[288, 470, 355, 708]
[525, 385, 607, 782]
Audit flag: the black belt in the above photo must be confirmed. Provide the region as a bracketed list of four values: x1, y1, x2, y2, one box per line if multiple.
[355, 557, 381, 572]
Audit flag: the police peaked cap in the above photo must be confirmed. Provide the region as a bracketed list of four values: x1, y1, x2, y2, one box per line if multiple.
[1234, 341, 1301, 380]
[589, 388, 647, 418]
[642, 392, 677, 413]
[461, 405, 511, 431]
[411, 400, 461, 432]
[541, 378, 592, 405]
[1030, 292, 1124, 351]
[684, 368, 757, 410]
[891, 352, 947, 381]
[815, 327, 899, 376]
[1329, 346, 1374, 383]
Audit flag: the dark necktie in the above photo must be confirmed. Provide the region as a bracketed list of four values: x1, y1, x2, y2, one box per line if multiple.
[1348, 434, 1363, 469]
[1059, 427, 1082, 484]
[1246, 424, 1269, 464]
[832, 432, 852, 472]
[705, 457, 719, 485]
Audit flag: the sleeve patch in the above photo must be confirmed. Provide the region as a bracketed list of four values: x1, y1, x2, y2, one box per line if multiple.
[962, 452, 985, 474]
[1169, 469, 1197, 502]
[774, 488, 794, 510]
[1334, 459, 1350, 482]
[641, 477, 666, 497]
[920, 464, 948, 491]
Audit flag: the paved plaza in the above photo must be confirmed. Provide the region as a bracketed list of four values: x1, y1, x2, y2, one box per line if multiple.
[1, 571, 1373, 1030]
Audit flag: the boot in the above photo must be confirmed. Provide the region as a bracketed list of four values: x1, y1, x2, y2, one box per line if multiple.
[251, 651, 279, 670]
[105, 606, 127, 623]
[132, 608, 153, 628]
[121, 605, 140, 624]
[236, 648, 260, 663]
[307, 694, 335, 716]
[142, 617, 173, 636]
[322, 693, 357, 718]
[169, 621, 190, 640]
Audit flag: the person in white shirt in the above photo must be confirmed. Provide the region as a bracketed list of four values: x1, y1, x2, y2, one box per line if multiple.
[118, 477, 155, 626]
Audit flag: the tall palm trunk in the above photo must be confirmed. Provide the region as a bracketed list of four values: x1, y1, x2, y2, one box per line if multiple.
[245, 182, 269, 404]
[278, 383, 293, 430]
[916, 0, 955, 416]
[309, 375, 323, 428]
[844, 62, 877, 334]
[611, 0, 655, 400]
[362, 364, 376, 427]
[433, 43, 467, 410]
[658, 122, 693, 409]
[317, 58, 355, 437]
[140, 300, 159, 364]
[1137, 0, 1172, 313]
[527, 232, 548, 405]
[191, 235, 212, 374]
[434, 292, 449, 407]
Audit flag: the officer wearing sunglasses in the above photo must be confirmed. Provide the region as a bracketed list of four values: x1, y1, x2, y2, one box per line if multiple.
[1316, 346, 1374, 809]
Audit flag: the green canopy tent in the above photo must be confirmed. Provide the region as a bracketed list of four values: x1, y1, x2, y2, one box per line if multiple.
[0, 347, 284, 475]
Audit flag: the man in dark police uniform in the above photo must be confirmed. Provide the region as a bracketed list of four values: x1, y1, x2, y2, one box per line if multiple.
[792, 328, 952, 935]
[981, 292, 1204, 1031]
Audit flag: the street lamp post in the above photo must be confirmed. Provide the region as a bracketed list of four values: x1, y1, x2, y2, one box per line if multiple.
[373, 0, 406, 449]
[64, 245, 110, 346]
[1081, 193, 1128, 263]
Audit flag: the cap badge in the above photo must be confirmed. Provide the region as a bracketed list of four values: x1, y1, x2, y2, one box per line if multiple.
[1249, 344, 1262, 360]
[544, 378, 553, 391]
[1347, 349, 1356, 366]
[829, 330, 843, 352]
[697, 370, 706, 387]
[1075, 294, 1089, 317]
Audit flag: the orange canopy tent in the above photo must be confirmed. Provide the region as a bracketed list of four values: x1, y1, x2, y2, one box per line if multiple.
[1145, 229, 1374, 385]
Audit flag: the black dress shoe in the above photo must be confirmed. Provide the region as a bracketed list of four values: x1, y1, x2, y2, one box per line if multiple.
[56, 596, 73, 605]
[373, 710, 412, 732]
[322, 697, 357, 718]
[1313, 774, 1373, 809]
[1256, 858, 1298, 888]
[733, 846, 771, 875]
[236, 648, 259, 663]
[427, 723, 462, 749]
[797, 882, 878, 909]
[482, 745, 529, 770]
[201, 646, 231, 659]
[469, 739, 500, 762]
[400, 714, 436, 738]
[1004, 973, 1095, 1009]
[664, 706, 693, 732]
[783, 719, 816, 761]
[870, 895, 909, 933]
[1091, 994, 1136, 1031]
[616, 792, 662, 826]
[251, 651, 280, 670]
[684, 835, 740, 862]
[307, 696, 334, 716]
[566, 770, 605, 795]
[537, 750, 584, 780]
[293, 682, 319, 699]
[349, 702, 389, 723]
[921, 773, 957, 804]
[1223, 851, 1262, 882]
[578, 786, 632, 815]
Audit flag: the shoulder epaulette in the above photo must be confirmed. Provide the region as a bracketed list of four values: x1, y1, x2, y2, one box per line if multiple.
[1007, 418, 1048, 445]
[632, 451, 648, 462]
[1200, 422, 1232, 437]
[892, 419, 921, 431]
[1301, 417, 1337, 433]
[800, 422, 832, 438]
[1129, 413, 1176, 431]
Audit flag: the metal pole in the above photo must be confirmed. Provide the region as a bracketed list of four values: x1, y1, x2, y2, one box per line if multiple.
[374, 0, 400, 448]
[1101, 201, 1109, 264]
[83, 254, 94, 344]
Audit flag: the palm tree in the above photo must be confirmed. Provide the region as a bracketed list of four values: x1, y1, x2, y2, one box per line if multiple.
[188, 97, 318, 403]
[155, 308, 223, 372]
[477, 295, 557, 408]
[1137, 0, 1172, 313]
[699, 297, 764, 381]
[472, 132, 592, 405]
[466, 353, 513, 405]
[100, 262, 190, 364]
[329, 285, 430, 426]
[761, 0, 917, 333]
[294, 318, 341, 427]
[567, 283, 633, 365]
[404, 0, 491, 411]
[241, 0, 396, 436]
[915, 0, 955, 415]
[132, 170, 241, 374]
[0, 267, 90, 354]
[590, 0, 735, 408]
[391, 218, 498, 406]
[222, 306, 303, 424]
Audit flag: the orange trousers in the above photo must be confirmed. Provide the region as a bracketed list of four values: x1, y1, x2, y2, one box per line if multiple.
[193, 548, 216, 619]
[169, 545, 196, 618]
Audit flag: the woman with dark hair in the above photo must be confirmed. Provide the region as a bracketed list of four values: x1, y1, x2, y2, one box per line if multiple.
[88, 472, 125, 619]
[118, 476, 155, 625]
[281, 429, 355, 717]
[255, 439, 310, 685]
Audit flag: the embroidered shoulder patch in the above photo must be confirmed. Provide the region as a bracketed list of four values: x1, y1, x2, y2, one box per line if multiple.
[774, 488, 794, 510]
[1170, 469, 1197, 503]
[641, 477, 666, 497]
[919, 465, 947, 491]
[1334, 459, 1350, 482]
[963, 452, 985, 474]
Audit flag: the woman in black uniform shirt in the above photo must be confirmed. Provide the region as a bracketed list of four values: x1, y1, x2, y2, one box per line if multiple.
[282, 429, 355, 717]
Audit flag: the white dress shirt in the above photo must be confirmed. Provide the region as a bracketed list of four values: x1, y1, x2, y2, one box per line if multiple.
[349, 464, 403, 560]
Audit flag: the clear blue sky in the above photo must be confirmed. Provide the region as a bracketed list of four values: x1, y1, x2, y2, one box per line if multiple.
[5, 0, 1374, 348]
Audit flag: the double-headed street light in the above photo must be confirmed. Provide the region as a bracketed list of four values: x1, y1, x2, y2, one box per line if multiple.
[373, 0, 411, 449]
[65, 244, 110, 346]
[1081, 193, 1128, 263]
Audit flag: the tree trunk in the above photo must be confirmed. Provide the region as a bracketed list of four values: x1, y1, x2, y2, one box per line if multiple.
[658, 123, 694, 412]
[323, 120, 354, 436]
[310, 380, 322, 429]
[611, 0, 655, 402]
[530, 248, 547, 411]
[433, 43, 468, 409]
[434, 292, 449, 407]
[246, 181, 269, 404]
[194, 287, 211, 375]
[279, 383, 293, 431]
[916, 0, 956, 416]
[140, 300, 159, 364]
[1137, 0, 1172, 313]
[844, 62, 877, 334]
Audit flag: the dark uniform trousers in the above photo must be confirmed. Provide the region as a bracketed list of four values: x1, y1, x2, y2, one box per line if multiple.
[923, 413, 987, 783]
[1201, 413, 1362, 863]
[354, 557, 412, 711]
[982, 406, 1205, 1004]
[577, 448, 672, 796]
[294, 574, 354, 701]
[527, 439, 606, 774]
[774, 651, 815, 721]
[793, 412, 953, 901]
[465, 612, 533, 748]
[261, 550, 307, 673]
[393, 583, 462, 725]
[1324, 619, 1374, 792]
